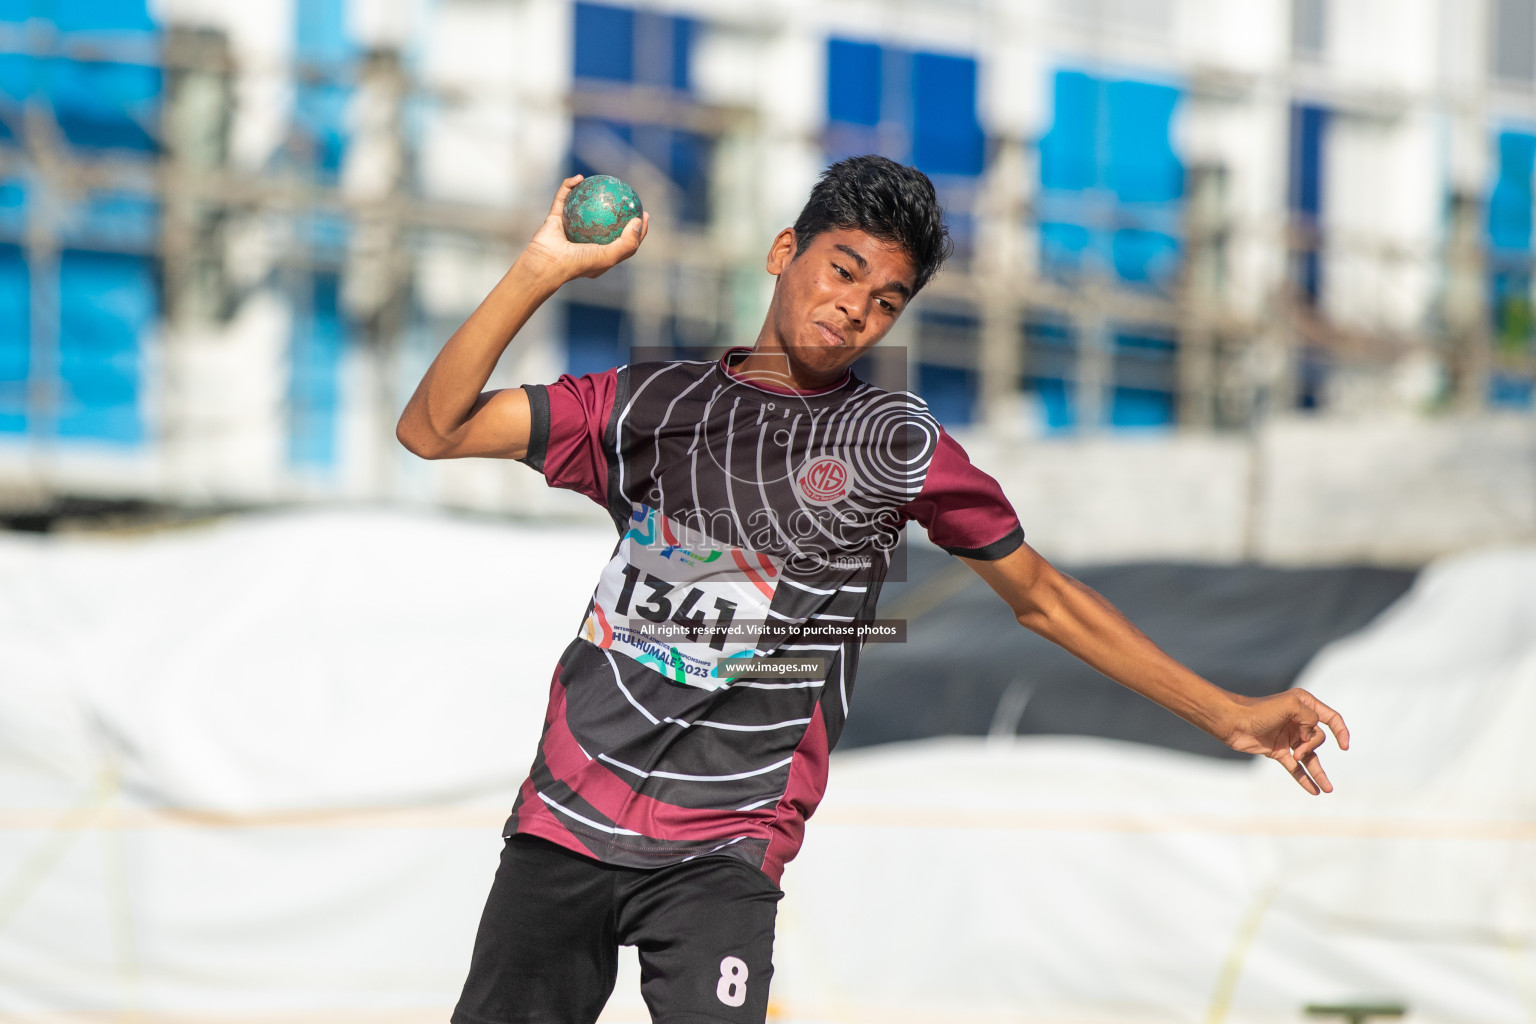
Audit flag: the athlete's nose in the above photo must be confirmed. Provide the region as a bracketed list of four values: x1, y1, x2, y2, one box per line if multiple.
[836, 291, 867, 329]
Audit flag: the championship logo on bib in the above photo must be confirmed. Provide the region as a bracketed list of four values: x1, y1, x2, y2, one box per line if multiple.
[795, 456, 850, 505]
[582, 504, 782, 690]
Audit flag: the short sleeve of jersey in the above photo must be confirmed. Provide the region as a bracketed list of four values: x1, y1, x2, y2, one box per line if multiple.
[901, 427, 1024, 560]
[518, 369, 620, 507]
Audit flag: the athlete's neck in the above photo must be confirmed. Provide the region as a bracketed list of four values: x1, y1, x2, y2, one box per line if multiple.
[729, 345, 850, 394]
[738, 340, 855, 391]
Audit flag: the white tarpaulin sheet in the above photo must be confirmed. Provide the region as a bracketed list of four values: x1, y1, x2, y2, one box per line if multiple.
[1, 509, 1532, 1023]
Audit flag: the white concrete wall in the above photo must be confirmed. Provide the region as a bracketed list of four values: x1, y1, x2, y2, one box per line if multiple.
[960, 412, 1536, 566]
[963, 429, 1254, 564]
[1256, 412, 1536, 563]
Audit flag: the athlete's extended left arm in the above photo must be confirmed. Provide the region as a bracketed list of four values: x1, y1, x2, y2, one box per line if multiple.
[961, 542, 1351, 794]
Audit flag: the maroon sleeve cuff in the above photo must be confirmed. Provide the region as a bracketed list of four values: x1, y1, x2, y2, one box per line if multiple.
[521, 369, 619, 508]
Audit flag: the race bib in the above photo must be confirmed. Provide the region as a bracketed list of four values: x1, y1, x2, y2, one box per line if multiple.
[580, 505, 781, 690]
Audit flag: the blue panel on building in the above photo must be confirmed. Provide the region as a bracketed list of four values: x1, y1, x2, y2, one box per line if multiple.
[1110, 387, 1175, 427]
[571, 5, 705, 226]
[0, 242, 26, 434]
[825, 37, 984, 179]
[1038, 220, 1092, 277]
[289, 272, 344, 469]
[294, 83, 349, 178]
[0, 1, 154, 31]
[284, 0, 351, 469]
[574, 2, 635, 83]
[0, 1, 160, 152]
[667, 15, 692, 90]
[571, 115, 632, 176]
[916, 363, 977, 426]
[1033, 378, 1076, 432]
[57, 249, 150, 444]
[1489, 131, 1536, 250]
[1289, 104, 1328, 218]
[1297, 347, 1330, 410]
[566, 302, 629, 377]
[916, 306, 981, 426]
[0, 178, 22, 238]
[293, 0, 352, 182]
[668, 132, 711, 223]
[1111, 228, 1180, 284]
[53, 0, 156, 34]
[1109, 329, 1177, 428]
[1489, 371, 1535, 408]
[635, 122, 710, 222]
[1488, 129, 1536, 361]
[69, 190, 159, 250]
[1023, 317, 1078, 433]
[1287, 103, 1328, 310]
[828, 38, 881, 126]
[1114, 330, 1177, 353]
[51, 58, 161, 151]
[1039, 71, 1098, 191]
[1039, 69, 1184, 290]
[0, 0, 162, 448]
[911, 52, 984, 176]
[0, 53, 21, 143]
[295, 0, 350, 63]
[0, 53, 162, 153]
[1106, 80, 1182, 203]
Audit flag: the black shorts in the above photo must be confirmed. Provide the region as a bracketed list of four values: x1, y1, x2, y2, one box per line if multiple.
[452, 835, 784, 1024]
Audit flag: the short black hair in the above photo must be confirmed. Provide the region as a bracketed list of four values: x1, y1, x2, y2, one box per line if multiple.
[791, 155, 952, 295]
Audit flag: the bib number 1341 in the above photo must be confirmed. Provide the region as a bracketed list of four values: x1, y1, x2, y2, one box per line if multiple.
[613, 563, 736, 650]
[580, 503, 780, 689]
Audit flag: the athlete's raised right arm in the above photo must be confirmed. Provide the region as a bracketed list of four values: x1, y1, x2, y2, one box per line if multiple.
[395, 175, 648, 460]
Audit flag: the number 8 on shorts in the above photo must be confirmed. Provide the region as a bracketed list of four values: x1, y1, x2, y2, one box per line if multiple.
[716, 955, 749, 1007]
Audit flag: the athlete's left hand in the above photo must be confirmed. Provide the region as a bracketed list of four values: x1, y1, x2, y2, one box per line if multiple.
[964, 543, 1352, 796]
[1219, 689, 1350, 795]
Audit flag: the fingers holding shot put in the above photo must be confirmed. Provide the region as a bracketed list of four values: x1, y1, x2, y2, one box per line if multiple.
[546, 174, 585, 220]
[528, 173, 649, 282]
[577, 208, 648, 279]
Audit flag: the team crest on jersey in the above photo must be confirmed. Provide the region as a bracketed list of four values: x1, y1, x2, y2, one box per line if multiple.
[796, 455, 851, 505]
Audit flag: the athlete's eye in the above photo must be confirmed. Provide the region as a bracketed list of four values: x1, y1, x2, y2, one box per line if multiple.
[876, 298, 895, 312]
[833, 263, 851, 280]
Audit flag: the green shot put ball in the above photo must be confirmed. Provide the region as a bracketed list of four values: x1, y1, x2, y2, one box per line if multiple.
[562, 175, 643, 245]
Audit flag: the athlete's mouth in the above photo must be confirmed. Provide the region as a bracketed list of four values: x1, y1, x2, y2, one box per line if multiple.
[814, 321, 846, 347]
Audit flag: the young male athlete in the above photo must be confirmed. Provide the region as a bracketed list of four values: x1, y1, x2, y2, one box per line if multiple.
[397, 155, 1350, 1024]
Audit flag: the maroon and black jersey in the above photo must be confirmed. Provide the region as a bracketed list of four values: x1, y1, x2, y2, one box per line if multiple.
[506, 349, 1022, 882]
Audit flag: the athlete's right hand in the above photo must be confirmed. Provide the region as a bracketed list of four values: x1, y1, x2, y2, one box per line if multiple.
[520, 174, 650, 285]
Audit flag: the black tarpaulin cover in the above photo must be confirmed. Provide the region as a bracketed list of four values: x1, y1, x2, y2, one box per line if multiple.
[847, 541, 1417, 758]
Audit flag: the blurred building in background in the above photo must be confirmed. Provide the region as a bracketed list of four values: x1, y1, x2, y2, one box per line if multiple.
[0, 0, 1532, 560]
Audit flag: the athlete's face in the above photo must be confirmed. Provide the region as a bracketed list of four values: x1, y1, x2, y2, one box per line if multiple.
[757, 226, 917, 387]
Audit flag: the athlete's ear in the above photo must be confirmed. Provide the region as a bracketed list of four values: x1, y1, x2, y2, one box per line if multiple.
[766, 228, 796, 276]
